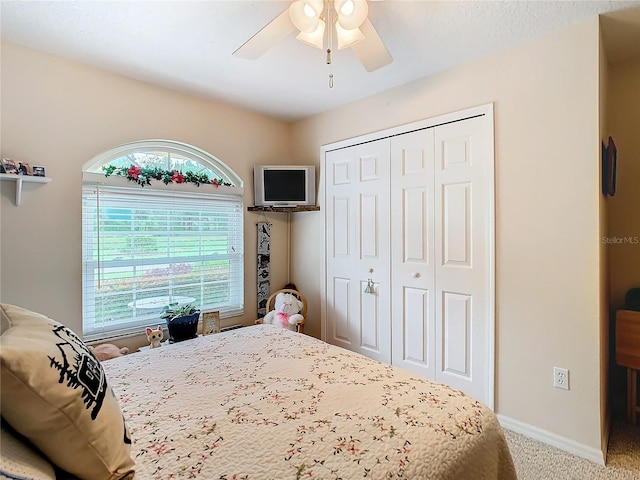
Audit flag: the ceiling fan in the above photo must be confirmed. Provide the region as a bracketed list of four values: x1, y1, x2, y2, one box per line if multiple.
[233, 0, 393, 83]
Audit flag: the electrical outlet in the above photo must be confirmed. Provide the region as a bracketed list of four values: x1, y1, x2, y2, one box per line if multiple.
[553, 367, 569, 390]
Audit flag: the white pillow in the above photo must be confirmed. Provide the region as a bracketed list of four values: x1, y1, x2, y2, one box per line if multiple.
[0, 304, 135, 480]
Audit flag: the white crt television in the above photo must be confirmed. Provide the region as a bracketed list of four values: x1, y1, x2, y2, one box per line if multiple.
[253, 165, 316, 207]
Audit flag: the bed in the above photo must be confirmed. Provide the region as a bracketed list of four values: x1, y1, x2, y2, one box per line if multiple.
[102, 324, 516, 479]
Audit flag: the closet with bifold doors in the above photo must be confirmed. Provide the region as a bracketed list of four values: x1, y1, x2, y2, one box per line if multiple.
[322, 104, 495, 407]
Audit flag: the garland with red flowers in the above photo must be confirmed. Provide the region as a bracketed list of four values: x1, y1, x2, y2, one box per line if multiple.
[102, 165, 232, 188]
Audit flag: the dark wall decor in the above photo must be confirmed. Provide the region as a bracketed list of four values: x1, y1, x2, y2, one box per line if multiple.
[602, 136, 617, 197]
[257, 222, 271, 318]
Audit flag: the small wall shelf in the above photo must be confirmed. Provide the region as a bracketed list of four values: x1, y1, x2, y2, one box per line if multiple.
[247, 205, 320, 213]
[0, 173, 52, 206]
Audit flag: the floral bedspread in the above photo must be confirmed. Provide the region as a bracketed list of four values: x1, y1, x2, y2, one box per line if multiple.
[103, 325, 516, 480]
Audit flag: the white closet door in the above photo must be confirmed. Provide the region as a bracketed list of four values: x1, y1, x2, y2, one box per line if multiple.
[390, 129, 437, 379]
[434, 115, 493, 405]
[325, 138, 391, 363]
[322, 105, 495, 407]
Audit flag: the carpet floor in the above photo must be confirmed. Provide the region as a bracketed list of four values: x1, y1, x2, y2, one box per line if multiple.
[505, 420, 640, 479]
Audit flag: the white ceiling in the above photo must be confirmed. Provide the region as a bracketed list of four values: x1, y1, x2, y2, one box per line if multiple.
[2, 1, 640, 122]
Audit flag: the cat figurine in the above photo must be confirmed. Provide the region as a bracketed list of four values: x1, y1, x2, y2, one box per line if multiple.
[145, 325, 164, 348]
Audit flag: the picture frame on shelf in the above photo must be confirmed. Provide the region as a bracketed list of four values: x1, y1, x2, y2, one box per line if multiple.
[32, 166, 46, 177]
[17, 161, 32, 176]
[2, 158, 18, 174]
[201, 311, 220, 335]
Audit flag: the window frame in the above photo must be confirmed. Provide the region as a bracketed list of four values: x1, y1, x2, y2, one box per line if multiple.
[82, 140, 244, 342]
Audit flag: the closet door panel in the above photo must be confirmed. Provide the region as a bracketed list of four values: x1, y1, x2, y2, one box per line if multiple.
[441, 291, 471, 376]
[391, 129, 436, 378]
[325, 139, 391, 363]
[326, 150, 356, 350]
[332, 197, 350, 257]
[361, 279, 382, 353]
[331, 276, 352, 344]
[402, 286, 431, 365]
[442, 183, 471, 266]
[434, 115, 492, 404]
[355, 140, 391, 362]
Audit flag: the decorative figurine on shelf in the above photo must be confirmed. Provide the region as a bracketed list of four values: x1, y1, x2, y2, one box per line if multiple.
[88, 343, 129, 362]
[146, 325, 164, 348]
[261, 292, 305, 332]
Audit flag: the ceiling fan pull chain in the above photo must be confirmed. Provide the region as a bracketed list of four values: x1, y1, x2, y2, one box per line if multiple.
[327, 2, 334, 88]
[327, 48, 334, 88]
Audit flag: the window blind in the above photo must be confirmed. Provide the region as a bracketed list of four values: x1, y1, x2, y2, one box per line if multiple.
[82, 183, 244, 341]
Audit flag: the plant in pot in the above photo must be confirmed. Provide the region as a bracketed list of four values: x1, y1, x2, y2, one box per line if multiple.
[161, 303, 201, 343]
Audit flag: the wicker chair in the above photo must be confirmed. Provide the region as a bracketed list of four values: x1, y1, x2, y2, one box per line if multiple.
[256, 288, 307, 333]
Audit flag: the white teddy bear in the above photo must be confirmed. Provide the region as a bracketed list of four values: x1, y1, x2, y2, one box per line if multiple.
[262, 292, 304, 331]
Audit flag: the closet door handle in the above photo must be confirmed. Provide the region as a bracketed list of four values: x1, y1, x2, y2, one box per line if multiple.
[413, 272, 420, 278]
[364, 278, 375, 294]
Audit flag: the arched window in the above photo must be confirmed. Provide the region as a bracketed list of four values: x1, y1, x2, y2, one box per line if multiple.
[82, 140, 244, 341]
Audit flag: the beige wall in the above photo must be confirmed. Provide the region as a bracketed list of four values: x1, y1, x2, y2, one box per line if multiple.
[0, 42, 293, 344]
[598, 22, 611, 457]
[290, 18, 604, 453]
[606, 60, 640, 309]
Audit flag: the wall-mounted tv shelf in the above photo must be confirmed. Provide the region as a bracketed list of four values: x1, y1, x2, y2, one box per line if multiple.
[247, 205, 320, 213]
[0, 173, 52, 206]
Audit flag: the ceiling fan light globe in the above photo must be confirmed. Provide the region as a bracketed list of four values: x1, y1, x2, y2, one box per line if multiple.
[339, 0, 354, 16]
[336, 24, 365, 49]
[296, 18, 325, 49]
[306, 0, 324, 16]
[335, 0, 368, 29]
[289, 1, 321, 33]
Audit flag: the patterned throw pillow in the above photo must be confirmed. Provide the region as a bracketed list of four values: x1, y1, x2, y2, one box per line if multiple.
[0, 304, 135, 480]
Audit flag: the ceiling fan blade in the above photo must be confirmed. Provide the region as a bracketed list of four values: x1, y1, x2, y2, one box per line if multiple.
[233, 9, 296, 60]
[350, 18, 393, 72]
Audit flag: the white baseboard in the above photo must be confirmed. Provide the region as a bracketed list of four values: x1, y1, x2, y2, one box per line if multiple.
[497, 414, 606, 466]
